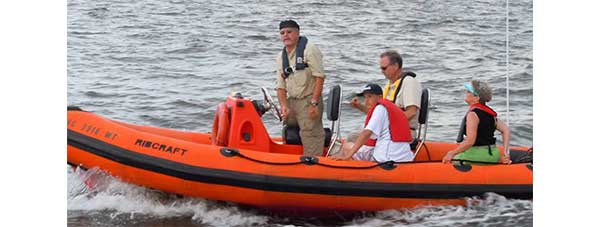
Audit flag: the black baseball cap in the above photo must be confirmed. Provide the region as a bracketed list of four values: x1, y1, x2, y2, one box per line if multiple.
[279, 20, 300, 30]
[356, 83, 383, 96]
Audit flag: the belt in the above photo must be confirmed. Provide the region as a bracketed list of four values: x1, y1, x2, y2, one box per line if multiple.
[288, 94, 311, 100]
[288, 94, 312, 100]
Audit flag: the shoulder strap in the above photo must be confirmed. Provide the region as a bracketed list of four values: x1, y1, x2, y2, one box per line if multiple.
[295, 36, 308, 70]
[282, 46, 290, 77]
[391, 71, 416, 104]
[281, 36, 309, 78]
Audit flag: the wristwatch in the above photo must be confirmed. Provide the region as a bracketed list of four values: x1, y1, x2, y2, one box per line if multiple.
[310, 100, 319, 106]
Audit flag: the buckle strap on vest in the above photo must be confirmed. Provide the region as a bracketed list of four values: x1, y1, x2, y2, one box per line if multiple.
[282, 36, 308, 78]
[456, 116, 497, 145]
[386, 71, 416, 103]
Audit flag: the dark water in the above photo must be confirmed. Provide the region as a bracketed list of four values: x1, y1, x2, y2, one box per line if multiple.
[68, 0, 533, 226]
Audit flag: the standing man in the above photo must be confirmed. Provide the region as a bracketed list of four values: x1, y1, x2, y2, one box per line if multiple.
[351, 50, 422, 139]
[275, 20, 326, 156]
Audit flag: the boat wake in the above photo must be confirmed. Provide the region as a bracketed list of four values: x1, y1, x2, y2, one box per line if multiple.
[67, 166, 269, 226]
[344, 193, 532, 226]
[68, 166, 532, 226]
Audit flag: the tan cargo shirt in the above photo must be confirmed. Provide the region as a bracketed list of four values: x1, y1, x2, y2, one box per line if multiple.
[392, 76, 422, 133]
[275, 42, 325, 99]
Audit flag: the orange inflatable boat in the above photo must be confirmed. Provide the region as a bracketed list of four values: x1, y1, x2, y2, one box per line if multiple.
[67, 86, 532, 214]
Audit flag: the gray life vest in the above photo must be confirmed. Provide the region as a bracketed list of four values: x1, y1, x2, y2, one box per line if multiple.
[281, 36, 308, 78]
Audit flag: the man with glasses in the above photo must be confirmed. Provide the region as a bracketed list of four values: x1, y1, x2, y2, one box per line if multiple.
[275, 20, 326, 157]
[351, 50, 422, 140]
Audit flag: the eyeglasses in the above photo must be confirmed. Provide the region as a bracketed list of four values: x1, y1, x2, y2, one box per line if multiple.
[380, 64, 391, 71]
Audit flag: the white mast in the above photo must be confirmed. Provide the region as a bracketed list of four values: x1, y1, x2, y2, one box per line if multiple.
[505, 0, 511, 152]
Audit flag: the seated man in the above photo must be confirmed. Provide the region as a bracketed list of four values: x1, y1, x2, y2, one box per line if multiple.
[331, 84, 414, 162]
[350, 50, 422, 141]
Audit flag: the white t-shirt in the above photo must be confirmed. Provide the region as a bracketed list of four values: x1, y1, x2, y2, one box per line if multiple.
[364, 105, 414, 162]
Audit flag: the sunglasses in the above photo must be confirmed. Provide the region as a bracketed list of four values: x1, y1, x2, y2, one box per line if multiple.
[380, 64, 391, 71]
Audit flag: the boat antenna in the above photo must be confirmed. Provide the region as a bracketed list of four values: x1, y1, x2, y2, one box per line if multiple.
[505, 0, 511, 152]
[505, 0, 510, 127]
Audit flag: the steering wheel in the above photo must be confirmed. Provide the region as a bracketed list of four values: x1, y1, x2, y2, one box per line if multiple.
[260, 87, 282, 122]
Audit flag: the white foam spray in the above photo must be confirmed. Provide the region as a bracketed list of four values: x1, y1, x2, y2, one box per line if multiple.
[67, 166, 269, 226]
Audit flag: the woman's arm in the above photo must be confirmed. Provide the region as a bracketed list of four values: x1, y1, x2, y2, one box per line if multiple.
[496, 119, 512, 164]
[443, 112, 479, 163]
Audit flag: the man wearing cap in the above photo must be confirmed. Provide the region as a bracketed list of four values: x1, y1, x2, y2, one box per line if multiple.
[351, 50, 422, 140]
[275, 20, 326, 156]
[332, 84, 414, 162]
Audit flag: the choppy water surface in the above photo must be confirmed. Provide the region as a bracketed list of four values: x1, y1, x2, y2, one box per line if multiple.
[68, 0, 532, 226]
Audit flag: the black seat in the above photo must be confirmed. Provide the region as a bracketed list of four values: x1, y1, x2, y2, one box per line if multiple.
[282, 125, 332, 146]
[413, 88, 431, 159]
[326, 85, 341, 121]
[418, 88, 430, 126]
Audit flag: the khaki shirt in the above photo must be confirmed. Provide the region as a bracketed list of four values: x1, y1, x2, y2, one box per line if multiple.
[391, 76, 422, 132]
[275, 42, 325, 99]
